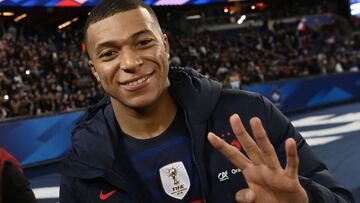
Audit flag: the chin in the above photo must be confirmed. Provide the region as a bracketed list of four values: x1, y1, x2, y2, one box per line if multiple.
[122, 95, 159, 111]
[109, 87, 167, 112]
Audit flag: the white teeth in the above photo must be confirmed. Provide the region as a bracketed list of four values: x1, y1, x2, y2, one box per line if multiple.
[125, 75, 149, 86]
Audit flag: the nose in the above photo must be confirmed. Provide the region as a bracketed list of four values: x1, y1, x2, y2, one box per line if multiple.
[119, 47, 143, 73]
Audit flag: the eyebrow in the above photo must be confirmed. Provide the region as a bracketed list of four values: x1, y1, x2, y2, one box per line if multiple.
[94, 29, 153, 52]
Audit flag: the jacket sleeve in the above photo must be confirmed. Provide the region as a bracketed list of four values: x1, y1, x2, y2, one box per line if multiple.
[2, 162, 37, 203]
[260, 95, 355, 203]
[60, 175, 80, 203]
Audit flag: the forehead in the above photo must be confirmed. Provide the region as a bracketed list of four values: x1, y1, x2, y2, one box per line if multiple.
[86, 7, 158, 49]
[229, 74, 240, 78]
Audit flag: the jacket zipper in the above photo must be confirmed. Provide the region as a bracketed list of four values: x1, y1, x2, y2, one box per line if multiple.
[182, 107, 207, 202]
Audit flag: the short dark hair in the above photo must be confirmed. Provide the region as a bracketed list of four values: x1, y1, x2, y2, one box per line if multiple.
[84, 0, 159, 42]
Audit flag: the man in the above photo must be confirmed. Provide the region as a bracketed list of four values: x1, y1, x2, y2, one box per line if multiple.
[225, 71, 242, 89]
[59, 0, 355, 202]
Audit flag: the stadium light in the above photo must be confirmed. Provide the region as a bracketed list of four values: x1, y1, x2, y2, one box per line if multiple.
[351, 9, 360, 15]
[14, 13, 27, 22]
[224, 8, 229, 13]
[4, 95, 9, 101]
[154, 0, 190, 6]
[75, 0, 88, 3]
[58, 21, 72, 29]
[251, 5, 256, 10]
[186, 15, 201, 20]
[350, 2, 360, 10]
[58, 17, 79, 29]
[350, 2, 360, 15]
[2, 12, 14, 16]
[25, 70, 31, 75]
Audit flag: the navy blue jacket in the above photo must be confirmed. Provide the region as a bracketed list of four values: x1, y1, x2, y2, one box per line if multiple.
[59, 67, 354, 203]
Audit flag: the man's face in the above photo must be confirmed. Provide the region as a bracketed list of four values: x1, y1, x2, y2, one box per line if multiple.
[86, 8, 170, 110]
[229, 74, 240, 83]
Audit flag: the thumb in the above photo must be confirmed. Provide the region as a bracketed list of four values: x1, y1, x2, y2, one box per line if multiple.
[235, 189, 256, 203]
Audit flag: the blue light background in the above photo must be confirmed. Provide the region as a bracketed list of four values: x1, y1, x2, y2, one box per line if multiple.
[1, 72, 360, 166]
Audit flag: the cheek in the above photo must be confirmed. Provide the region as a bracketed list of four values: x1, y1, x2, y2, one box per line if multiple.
[143, 45, 168, 66]
[96, 63, 118, 83]
[154, 49, 169, 73]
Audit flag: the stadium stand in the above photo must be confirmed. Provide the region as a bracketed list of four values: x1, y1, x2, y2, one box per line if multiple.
[1, 11, 359, 119]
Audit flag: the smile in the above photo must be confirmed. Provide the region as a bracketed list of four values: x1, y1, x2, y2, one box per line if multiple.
[124, 74, 151, 86]
[121, 72, 153, 91]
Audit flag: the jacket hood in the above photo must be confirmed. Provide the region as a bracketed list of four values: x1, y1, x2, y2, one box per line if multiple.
[59, 67, 222, 177]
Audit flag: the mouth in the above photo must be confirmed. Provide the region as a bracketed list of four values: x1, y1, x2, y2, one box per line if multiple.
[120, 72, 154, 91]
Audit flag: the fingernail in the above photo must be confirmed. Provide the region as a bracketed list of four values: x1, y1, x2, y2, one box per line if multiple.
[208, 133, 219, 142]
[230, 114, 238, 121]
[245, 190, 255, 202]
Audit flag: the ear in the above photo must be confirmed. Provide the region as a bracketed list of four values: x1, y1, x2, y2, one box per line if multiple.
[162, 33, 170, 59]
[89, 60, 100, 82]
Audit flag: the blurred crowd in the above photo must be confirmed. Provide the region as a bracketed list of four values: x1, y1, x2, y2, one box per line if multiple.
[168, 17, 360, 87]
[0, 25, 104, 119]
[1, 13, 359, 120]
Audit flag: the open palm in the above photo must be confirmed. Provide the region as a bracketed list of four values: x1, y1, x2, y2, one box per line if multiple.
[208, 114, 308, 203]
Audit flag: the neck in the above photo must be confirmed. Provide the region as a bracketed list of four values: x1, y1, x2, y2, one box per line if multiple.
[111, 88, 177, 140]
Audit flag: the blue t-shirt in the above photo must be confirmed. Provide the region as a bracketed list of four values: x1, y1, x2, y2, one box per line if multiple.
[122, 111, 203, 202]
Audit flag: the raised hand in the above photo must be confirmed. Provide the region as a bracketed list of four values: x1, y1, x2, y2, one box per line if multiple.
[208, 114, 308, 203]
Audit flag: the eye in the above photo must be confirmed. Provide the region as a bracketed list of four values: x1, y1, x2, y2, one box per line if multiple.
[136, 39, 153, 47]
[99, 50, 116, 59]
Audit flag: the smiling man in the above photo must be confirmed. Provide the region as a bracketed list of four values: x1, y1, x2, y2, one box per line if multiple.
[59, 0, 355, 202]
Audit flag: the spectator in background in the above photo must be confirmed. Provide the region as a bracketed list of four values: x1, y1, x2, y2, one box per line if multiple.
[0, 23, 105, 119]
[225, 71, 242, 89]
[0, 104, 7, 120]
[9, 95, 21, 117]
[0, 148, 37, 203]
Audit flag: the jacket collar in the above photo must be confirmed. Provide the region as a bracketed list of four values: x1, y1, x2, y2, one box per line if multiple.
[169, 67, 222, 125]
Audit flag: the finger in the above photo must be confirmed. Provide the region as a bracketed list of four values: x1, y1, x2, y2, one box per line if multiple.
[235, 188, 256, 203]
[230, 114, 263, 165]
[285, 138, 299, 178]
[250, 117, 281, 169]
[208, 132, 250, 170]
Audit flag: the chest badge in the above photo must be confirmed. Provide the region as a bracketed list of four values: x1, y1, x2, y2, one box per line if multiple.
[159, 161, 190, 200]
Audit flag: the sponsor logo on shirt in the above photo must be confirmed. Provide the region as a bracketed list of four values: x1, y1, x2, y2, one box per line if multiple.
[218, 168, 242, 182]
[217, 130, 243, 182]
[218, 170, 229, 181]
[99, 189, 117, 200]
[231, 168, 241, 175]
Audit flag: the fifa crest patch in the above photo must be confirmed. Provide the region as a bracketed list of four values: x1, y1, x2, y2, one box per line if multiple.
[159, 161, 190, 200]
